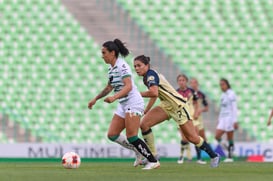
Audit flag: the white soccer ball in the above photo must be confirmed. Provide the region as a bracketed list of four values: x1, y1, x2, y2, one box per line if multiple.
[62, 152, 81, 169]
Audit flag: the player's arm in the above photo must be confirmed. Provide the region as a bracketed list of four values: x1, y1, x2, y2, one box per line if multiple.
[144, 97, 157, 114]
[104, 76, 132, 103]
[88, 83, 113, 109]
[141, 86, 158, 98]
[193, 101, 199, 119]
[200, 93, 209, 113]
[141, 70, 159, 98]
[192, 91, 199, 119]
[267, 109, 273, 126]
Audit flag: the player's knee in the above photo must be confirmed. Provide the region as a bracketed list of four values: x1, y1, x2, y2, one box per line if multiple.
[140, 121, 149, 131]
[186, 134, 199, 145]
[214, 135, 221, 142]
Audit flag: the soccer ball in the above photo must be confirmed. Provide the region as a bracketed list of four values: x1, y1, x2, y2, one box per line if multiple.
[62, 152, 81, 169]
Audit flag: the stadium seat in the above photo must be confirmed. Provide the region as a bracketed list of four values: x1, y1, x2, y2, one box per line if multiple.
[0, 0, 145, 143]
[117, 0, 273, 142]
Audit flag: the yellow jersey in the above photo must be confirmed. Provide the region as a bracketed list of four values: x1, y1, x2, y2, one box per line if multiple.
[143, 69, 187, 107]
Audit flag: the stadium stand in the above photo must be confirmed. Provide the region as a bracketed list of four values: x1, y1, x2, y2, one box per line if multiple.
[116, 0, 273, 141]
[1, 0, 272, 143]
[0, 0, 117, 143]
[0, 0, 179, 143]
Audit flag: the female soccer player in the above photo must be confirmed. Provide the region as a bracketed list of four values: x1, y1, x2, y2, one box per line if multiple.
[133, 55, 220, 168]
[190, 78, 209, 141]
[88, 39, 159, 170]
[176, 75, 206, 164]
[215, 78, 238, 163]
[267, 109, 273, 126]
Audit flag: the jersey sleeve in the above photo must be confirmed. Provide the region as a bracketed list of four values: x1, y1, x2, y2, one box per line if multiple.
[229, 91, 238, 123]
[119, 62, 132, 79]
[201, 92, 208, 106]
[146, 70, 160, 88]
[189, 88, 198, 101]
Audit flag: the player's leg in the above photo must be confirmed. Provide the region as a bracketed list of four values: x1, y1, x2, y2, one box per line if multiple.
[199, 129, 207, 141]
[179, 121, 220, 167]
[194, 125, 206, 164]
[107, 110, 142, 166]
[177, 129, 190, 164]
[141, 106, 169, 157]
[107, 114, 133, 150]
[215, 118, 226, 144]
[174, 105, 219, 167]
[125, 112, 160, 170]
[215, 129, 225, 143]
[196, 127, 208, 164]
[225, 131, 234, 162]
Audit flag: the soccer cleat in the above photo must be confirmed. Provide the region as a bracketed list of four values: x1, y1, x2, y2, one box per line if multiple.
[223, 158, 234, 163]
[141, 155, 160, 166]
[196, 160, 207, 165]
[210, 153, 220, 168]
[177, 156, 184, 164]
[142, 161, 160, 170]
[133, 152, 143, 167]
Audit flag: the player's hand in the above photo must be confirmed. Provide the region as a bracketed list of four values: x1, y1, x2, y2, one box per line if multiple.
[233, 122, 239, 130]
[104, 96, 116, 103]
[88, 99, 96, 109]
[267, 119, 271, 126]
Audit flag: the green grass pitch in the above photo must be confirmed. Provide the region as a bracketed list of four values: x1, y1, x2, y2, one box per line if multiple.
[0, 159, 273, 181]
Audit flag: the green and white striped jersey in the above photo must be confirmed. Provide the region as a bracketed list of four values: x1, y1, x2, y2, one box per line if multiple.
[108, 58, 142, 104]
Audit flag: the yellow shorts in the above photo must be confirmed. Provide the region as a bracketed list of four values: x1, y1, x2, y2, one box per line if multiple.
[194, 116, 204, 130]
[159, 101, 192, 125]
[192, 119, 200, 127]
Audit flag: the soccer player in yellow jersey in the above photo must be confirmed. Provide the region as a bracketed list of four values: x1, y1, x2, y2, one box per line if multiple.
[176, 74, 207, 164]
[190, 78, 209, 140]
[133, 55, 220, 168]
[190, 78, 210, 163]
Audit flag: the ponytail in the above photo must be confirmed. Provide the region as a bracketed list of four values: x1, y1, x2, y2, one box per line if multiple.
[113, 39, 129, 57]
[102, 38, 129, 58]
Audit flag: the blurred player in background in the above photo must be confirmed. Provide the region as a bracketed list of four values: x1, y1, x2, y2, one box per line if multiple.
[176, 75, 206, 164]
[88, 39, 159, 170]
[267, 109, 273, 126]
[134, 55, 220, 168]
[215, 78, 238, 163]
[190, 78, 210, 163]
[176, 74, 197, 164]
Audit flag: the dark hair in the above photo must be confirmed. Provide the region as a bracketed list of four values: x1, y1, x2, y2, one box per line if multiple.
[177, 74, 188, 82]
[220, 78, 231, 89]
[134, 55, 151, 65]
[102, 38, 129, 58]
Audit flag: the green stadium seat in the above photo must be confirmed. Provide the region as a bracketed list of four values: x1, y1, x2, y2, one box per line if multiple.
[117, 0, 273, 142]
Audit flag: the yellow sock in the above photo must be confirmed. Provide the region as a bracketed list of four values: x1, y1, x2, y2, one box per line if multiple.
[186, 145, 192, 160]
[196, 136, 204, 147]
[180, 141, 189, 158]
[142, 129, 157, 156]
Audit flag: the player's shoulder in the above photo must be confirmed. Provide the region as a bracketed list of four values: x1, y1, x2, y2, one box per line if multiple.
[188, 87, 195, 93]
[146, 69, 159, 79]
[198, 90, 206, 97]
[227, 89, 237, 100]
[116, 57, 128, 67]
[227, 89, 236, 96]
[147, 69, 158, 76]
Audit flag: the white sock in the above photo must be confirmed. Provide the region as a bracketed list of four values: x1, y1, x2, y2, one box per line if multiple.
[115, 134, 139, 154]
